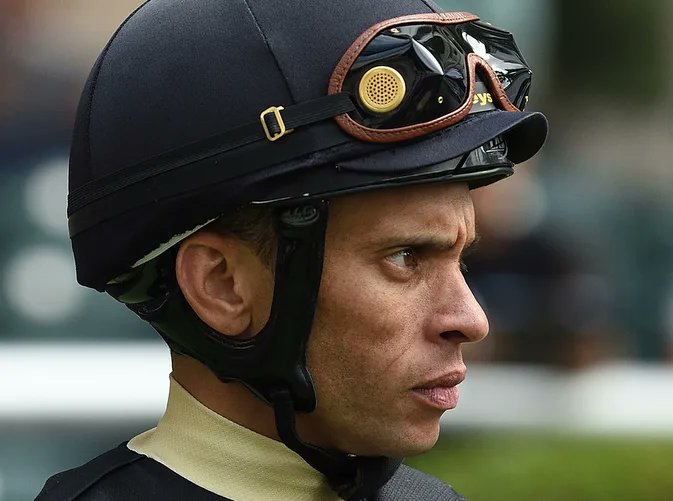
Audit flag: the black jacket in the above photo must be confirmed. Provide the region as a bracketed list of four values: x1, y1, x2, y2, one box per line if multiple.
[36, 443, 468, 501]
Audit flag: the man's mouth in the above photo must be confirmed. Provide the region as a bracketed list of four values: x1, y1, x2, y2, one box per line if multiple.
[413, 386, 459, 409]
[411, 370, 465, 410]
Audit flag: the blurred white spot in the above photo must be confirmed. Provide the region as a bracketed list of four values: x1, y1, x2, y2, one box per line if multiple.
[25, 157, 68, 237]
[4, 246, 84, 324]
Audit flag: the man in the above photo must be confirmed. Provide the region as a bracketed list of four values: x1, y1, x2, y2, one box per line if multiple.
[37, 0, 548, 499]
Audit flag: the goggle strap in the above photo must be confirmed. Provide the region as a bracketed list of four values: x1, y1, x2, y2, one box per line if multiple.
[261, 92, 355, 139]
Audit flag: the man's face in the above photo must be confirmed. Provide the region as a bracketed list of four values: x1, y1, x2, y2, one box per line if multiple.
[299, 182, 489, 457]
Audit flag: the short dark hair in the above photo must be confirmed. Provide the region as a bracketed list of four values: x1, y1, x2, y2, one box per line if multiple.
[205, 205, 277, 268]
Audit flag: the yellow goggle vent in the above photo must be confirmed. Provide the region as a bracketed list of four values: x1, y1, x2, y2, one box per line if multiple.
[358, 66, 406, 114]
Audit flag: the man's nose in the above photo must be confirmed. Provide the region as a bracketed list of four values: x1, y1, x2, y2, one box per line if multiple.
[429, 270, 490, 344]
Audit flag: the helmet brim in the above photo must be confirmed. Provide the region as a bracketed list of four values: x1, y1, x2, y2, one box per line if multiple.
[338, 109, 548, 176]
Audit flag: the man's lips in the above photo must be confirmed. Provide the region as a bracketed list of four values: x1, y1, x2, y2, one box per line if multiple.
[411, 370, 466, 411]
[414, 370, 466, 390]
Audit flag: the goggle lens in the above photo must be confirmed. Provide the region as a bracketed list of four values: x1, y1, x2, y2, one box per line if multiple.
[461, 22, 531, 110]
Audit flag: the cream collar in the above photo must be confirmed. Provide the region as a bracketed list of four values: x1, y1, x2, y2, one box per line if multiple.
[128, 376, 341, 501]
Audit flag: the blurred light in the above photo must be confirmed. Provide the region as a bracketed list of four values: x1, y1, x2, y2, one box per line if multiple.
[3, 246, 84, 324]
[474, 168, 548, 241]
[0, 343, 169, 420]
[24, 157, 68, 237]
[446, 363, 673, 436]
[14, 1, 146, 76]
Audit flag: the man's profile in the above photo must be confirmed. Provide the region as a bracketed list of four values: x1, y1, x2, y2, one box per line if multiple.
[37, 0, 548, 499]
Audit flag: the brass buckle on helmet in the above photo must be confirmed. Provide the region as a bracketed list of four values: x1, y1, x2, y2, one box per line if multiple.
[260, 106, 294, 142]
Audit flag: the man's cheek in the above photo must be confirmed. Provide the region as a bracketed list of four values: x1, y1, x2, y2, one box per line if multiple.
[328, 284, 412, 339]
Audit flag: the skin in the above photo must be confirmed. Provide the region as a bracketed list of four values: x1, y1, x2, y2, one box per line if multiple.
[173, 181, 489, 458]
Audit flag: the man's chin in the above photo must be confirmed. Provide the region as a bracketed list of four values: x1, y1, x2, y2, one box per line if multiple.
[371, 423, 441, 458]
[396, 434, 440, 457]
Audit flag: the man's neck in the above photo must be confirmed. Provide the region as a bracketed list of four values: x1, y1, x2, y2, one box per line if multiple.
[171, 352, 334, 450]
[171, 353, 282, 441]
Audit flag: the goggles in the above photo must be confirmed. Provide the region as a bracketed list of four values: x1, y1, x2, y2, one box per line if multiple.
[328, 12, 532, 143]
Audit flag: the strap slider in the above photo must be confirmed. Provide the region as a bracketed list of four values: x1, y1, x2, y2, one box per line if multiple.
[260, 106, 294, 142]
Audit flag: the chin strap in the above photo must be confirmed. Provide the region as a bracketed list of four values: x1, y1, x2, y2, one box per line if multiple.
[272, 389, 402, 501]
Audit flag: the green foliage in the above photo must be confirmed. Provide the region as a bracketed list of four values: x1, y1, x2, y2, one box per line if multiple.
[553, 0, 666, 104]
[406, 432, 673, 500]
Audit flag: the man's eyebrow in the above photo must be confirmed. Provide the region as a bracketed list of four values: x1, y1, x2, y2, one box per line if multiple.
[372, 232, 481, 254]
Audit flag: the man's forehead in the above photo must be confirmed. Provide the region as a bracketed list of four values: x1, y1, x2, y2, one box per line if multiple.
[334, 182, 471, 212]
[327, 182, 476, 244]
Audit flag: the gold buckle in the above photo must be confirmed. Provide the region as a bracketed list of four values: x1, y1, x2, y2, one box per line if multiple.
[260, 106, 293, 142]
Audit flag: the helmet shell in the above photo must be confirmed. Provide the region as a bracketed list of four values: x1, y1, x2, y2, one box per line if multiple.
[68, 0, 547, 289]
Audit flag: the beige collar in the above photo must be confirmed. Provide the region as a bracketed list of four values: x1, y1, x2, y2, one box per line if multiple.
[128, 376, 341, 501]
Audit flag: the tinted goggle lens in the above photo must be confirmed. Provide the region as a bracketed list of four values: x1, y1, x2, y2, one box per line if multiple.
[461, 22, 532, 110]
[333, 18, 532, 139]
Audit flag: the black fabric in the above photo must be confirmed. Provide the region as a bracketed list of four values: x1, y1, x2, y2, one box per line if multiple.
[35, 443, 233, 501]
[375, 465, 468, 501]
[35, 443, 468, 501]
[81, 0, 293, 186]
[68, 92, 355, 218]
[35, 443, 143, 500]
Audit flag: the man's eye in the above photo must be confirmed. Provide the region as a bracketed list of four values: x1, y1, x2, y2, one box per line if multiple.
[387, 249, 418, 268]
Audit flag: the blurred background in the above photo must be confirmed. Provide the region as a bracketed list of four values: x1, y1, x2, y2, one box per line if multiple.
[1, 0, 672, 499]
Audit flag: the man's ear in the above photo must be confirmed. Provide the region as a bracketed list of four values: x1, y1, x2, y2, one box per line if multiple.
[175, 231, 272, 338]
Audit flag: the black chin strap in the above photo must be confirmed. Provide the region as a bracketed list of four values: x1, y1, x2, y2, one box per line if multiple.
[272, 389, 402, 501]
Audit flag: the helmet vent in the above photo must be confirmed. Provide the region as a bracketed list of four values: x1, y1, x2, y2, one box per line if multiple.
[358, 66, 406, 113]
